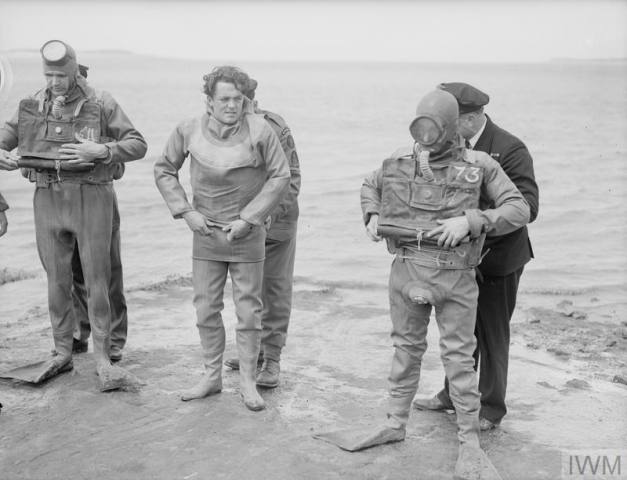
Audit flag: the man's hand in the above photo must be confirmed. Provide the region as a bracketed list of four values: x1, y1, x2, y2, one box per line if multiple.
[0, 149, 18, 170]
[183, 211, 214, 235]
[0, 211, 7, 237]
[223, 219, 253, 242]
[59, 135, 108, 165]
[426, 216, 470, 248]
[366, 214, 382, 242]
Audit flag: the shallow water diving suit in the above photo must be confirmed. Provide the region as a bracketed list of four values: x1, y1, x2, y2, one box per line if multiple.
[0, 76, 146, 388]
[154, 112, 289, 407]
[360, 138, 529, 448]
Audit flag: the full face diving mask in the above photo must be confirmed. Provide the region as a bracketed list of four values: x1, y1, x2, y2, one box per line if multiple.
[409, 89, 459, 154]
[41, 40, 78, 77]
[409, 115, 447, 152]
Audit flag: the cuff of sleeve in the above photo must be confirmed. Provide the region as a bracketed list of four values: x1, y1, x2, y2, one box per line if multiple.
[464, 209, 484, 238]
[0, 204, 8, 212]
[239, 214, 262, 226]
[363, 210, 379, 226]
[103, 142, 116, 163]
[173, 207, 194, 219]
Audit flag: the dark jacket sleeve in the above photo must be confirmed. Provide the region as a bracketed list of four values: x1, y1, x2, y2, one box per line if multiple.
[263, 111, 301, 236]
[0, 192, 8, 212]
[0, 108, 20, 152]
[465, 154, 530, 238]
[492, 134, 539, 223]
[475, 116, 538, 275]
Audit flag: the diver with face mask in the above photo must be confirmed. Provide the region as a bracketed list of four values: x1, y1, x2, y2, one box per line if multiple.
[0, 40, 146, 391]
[315, 89, 529, 480]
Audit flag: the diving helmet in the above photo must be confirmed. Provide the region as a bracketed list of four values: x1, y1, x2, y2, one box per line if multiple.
[409, 89, 459, 153]
[41, 40, 78, 77]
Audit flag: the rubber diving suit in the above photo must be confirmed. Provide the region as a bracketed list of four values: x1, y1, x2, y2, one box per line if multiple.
[0, 40, 146, 391]
[316, 89, 528, 480]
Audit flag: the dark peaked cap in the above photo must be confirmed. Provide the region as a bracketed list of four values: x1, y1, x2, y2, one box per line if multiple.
[437, 82, 490, 114]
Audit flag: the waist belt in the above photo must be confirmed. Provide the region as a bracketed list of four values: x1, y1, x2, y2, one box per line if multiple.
[17, 157, 94, 172]
[397, 236, 486, 270]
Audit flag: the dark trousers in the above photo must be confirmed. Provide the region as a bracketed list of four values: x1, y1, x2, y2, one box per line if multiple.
[260, 234, 297, 362]
[438, 266, 524, 423]
[34, 183, 114, 358]
[71, 194, 128, 350]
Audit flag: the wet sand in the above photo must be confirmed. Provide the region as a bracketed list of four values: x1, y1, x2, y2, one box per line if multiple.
[1, 276, 625, 480]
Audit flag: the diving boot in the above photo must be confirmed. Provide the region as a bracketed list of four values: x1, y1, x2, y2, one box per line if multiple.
[32, 332, 75, 383]
[181, 325, 225, 401]
[412, 393, 454, 411]
[453, 411, 502, 480]
[32, 351, 73, 384]
[224, 351, 264, 371]
[236, 330, 266, 411]
[256, 359, 280, 388]
[313, 418, 406, 452]
[453, 443, 502, 480]
[109, 345, 123, 363]
[93, 335, 141, 392]
[96, 361, 142, 392]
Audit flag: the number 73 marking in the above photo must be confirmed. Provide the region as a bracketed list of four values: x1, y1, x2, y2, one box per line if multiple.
[453, 166, 480, 183]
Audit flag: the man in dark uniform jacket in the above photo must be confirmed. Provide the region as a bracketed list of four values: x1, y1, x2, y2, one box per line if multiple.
[413, 82, 539, 430]
[0, 151, 18, 237]
[0, 191, 8, 237]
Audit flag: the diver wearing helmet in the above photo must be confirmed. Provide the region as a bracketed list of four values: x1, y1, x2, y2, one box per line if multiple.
[413, 83, 539, 433]
[0, 40, 147, 390]
[356, 89, 530, 478]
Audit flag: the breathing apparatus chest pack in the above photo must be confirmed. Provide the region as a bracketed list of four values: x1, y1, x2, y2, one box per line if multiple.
[377, 148, 487, 269]
[17, 90, 104, 172]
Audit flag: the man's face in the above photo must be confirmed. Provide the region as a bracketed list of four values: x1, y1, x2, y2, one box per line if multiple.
[45, 71, 71, 97]
[207, 81, 244, 125]
[457, 112, 474, 140]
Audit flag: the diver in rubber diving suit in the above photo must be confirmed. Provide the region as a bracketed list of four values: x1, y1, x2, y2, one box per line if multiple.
[0, 40, 147, 391]
[359, 89, 529, 479]
[154, 66, 290, 411]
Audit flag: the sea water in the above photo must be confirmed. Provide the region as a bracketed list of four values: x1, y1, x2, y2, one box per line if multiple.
[1, 54, 625, 301]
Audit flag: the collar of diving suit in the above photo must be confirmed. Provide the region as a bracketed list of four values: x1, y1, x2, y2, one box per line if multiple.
[207, 114, 243, 140]
[423, 138, 465, 164]
[46, 79, 83, 104]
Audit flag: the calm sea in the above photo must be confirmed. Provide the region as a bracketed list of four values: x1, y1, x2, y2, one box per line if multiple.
[1, 54, 626, 301]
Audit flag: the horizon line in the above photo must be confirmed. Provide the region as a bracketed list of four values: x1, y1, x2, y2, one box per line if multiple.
[2, 49, 626, 65]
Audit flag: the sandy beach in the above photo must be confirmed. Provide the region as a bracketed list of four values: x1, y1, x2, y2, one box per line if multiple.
[1, 53, 626, 479]
[1, 274, 625, 479]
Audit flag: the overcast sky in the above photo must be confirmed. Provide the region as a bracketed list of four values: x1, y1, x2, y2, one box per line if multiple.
[0, 0, 625, 62]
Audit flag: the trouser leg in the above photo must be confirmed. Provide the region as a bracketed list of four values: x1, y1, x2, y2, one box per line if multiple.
[230, 260, 265, 410]
[74, 184, 114, 364]
[230, 260, 264, 357]
[71, 242, 90, 341]
[192, 259, 228, 373]
[71, 195, 127, 350]
[474, 267, 524, 423]
[261, 235, 296, 362]
[34, 185, 76, 358]
[387, 258, 430, 428]
[109, 197, 128, 351]
[434, 269, 480, 447]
